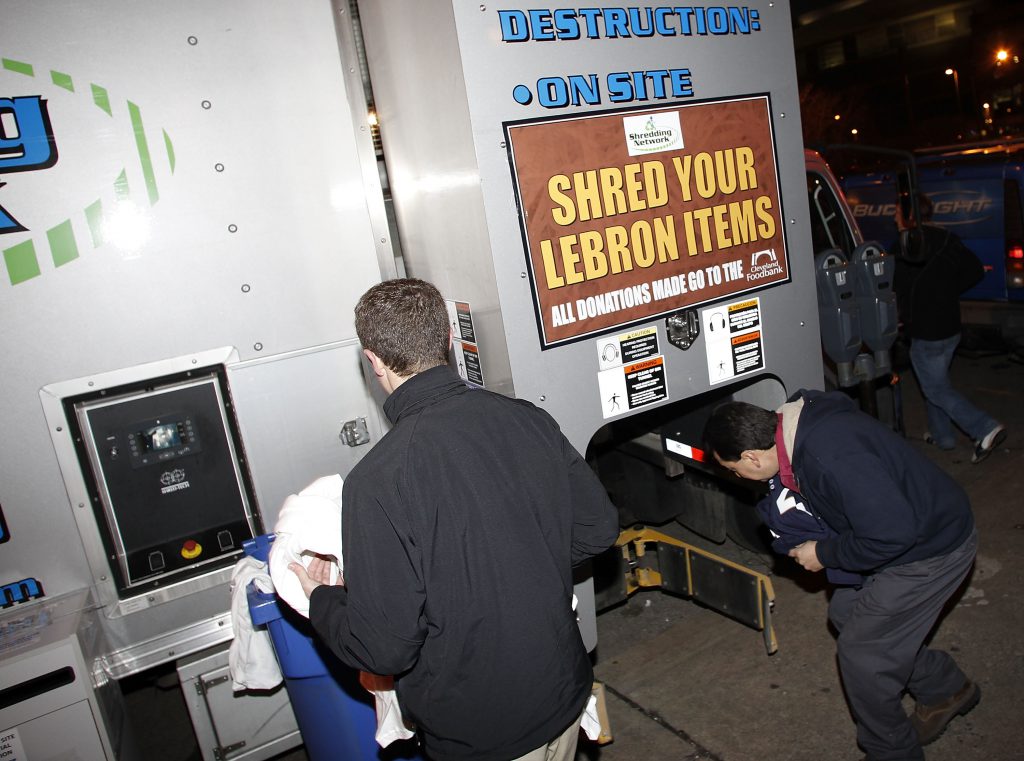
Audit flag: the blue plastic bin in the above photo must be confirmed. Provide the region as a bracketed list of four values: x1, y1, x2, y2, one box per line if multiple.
[243, 534, 422, 761]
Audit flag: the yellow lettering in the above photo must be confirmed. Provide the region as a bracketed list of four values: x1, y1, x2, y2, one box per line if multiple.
[631, 220, 656, 267]
[607, 226, 633, 274]
[692, 207, 714, 252]
[755, 195, 775, 237]
[672, 155, 693, 202]
[598, 167, 627, 217]
[540, 239, 565, 288]
[624, 163, 644, 210]
[644, 161, 669, 209]
[574, 170, 602, 222]
[736, 147, 757, 190]
[559, 234, 584, 284]
[713, 204, 732, 248]
[654, 215, 678, 262]
[715, 149, 737, 195]
[548, 175, 575, 225]
[579, 230, 609, 279]
[693, 153, 716, 199]
[729, 199, 757, 245]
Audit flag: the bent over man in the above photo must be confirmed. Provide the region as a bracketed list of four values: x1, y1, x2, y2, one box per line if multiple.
[292, 278, 619, 761]
[704, 390, 978, 761]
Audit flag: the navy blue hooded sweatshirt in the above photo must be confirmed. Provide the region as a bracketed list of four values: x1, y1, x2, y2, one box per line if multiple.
[787, 389, 974, 573]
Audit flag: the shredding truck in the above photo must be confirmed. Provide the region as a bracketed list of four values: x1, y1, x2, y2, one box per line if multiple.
[0, 2, 890, 758]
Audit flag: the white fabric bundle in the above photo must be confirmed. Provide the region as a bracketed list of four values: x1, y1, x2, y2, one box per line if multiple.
[269, 474, 413, 747]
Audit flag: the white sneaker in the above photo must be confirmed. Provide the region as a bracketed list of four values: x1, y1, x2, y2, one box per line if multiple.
[972, 425, 1007, 463]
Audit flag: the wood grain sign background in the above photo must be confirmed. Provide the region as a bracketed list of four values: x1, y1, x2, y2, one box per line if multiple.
[505, 95, 789, 348]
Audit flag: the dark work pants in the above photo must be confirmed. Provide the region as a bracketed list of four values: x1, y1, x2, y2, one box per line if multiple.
[828, 530, 977, 761]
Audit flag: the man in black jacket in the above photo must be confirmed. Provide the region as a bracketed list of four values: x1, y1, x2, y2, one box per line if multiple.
[291, 278, 619, 761]
[894, 194, 1006, 462]
[704, 390, 979, 761]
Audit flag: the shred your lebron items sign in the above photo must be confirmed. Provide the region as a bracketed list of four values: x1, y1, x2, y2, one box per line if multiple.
[505, 95, 789, 348]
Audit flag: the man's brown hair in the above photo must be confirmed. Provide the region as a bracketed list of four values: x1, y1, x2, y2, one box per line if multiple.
[354, 278, 451, 376]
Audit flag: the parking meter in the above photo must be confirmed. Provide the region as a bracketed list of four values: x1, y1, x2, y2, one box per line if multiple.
[850, 242, 898, 374]
[815, 248, 861, 388]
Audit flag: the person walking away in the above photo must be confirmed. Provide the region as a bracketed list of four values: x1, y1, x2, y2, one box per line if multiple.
[290, 278, 620, 761]
[703, 391, 980, 761]
[893, 193, 1006, 462]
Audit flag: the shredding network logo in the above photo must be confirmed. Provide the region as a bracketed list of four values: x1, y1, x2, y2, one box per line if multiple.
[623, 111, 683, 157]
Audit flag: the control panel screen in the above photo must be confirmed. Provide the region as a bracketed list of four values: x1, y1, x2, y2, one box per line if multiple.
[143, 423, 181, 451]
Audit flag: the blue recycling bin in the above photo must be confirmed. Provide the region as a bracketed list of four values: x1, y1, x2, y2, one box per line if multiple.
[243, 534, 422, 761]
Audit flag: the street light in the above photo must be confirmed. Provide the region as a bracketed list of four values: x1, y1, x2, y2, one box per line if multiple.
[996, 49, 1009, 64]
[945, 67, 961, 114]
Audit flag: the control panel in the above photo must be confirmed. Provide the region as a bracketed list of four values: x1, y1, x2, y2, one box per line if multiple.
[65, 369, 260, 597]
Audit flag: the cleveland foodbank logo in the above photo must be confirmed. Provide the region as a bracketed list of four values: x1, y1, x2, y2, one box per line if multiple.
[747, 248, 784, 281]
[624, 112, 683, 157]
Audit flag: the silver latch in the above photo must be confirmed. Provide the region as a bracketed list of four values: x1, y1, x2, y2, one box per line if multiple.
[339, 417, 370, 447]
[665, 309, 701, 350]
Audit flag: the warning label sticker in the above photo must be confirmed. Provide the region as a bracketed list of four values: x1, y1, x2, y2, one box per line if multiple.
[703, 297, 765, 384]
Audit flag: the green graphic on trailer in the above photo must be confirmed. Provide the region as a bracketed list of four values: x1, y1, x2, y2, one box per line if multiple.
[0, 57, 176, 285]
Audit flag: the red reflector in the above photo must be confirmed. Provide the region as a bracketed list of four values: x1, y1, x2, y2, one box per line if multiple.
[1009, 245, 1024, 260]
[665, 438, 707, 462]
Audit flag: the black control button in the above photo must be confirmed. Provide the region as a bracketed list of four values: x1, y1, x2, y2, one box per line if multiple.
[148, 551, 165, 572]
[217, 531, 234, 551]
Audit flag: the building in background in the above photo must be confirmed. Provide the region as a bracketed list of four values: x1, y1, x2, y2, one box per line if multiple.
[792, 0, 1024, 149]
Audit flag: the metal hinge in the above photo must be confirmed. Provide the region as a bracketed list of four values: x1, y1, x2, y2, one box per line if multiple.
[213, 740, 246, 760]
[339, 417, 370, 447]
[195, 673, 230, 696]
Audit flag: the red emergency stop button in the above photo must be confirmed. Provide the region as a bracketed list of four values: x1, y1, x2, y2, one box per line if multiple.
[181, 539, 203, 559]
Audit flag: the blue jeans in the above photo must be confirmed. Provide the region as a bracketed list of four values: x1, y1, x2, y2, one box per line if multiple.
[909, 334, 998, 448]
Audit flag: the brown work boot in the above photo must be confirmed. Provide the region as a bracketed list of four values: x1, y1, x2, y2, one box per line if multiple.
[911, 679, 981, 745]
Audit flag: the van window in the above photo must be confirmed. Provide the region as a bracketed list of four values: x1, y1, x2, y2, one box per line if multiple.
[807, 171, 855, 257]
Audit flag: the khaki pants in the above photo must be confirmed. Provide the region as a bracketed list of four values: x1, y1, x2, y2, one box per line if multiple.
[509, 711, 584, 761]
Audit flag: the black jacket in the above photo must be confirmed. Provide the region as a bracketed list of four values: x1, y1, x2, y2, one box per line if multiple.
[309, 366, 619, 760]
[893, 224, 983, 341]
[789, 390, 974, 573]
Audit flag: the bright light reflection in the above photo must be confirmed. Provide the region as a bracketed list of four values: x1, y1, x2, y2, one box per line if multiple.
[103, 201, 151, 253]
[390, 169, 479, 197]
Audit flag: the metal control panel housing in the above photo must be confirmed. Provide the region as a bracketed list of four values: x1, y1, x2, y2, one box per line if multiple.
[65, 369, 260, 598]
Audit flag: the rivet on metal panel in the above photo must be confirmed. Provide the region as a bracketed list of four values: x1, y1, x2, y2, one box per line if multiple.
[521, 272, 527, 278]
[215, 163, 224, 172]
[254, 343, 263, 352]
[381, 237, 387, 243]
[480, 5, 487, 11]
[78, 503, 84, 508]
[500, 141, 506, 149]
[201, 101, 212, 110]
[187, 36, 198, 46]
[241, 284, 250, 293]
[780, 113, 786, 118]
[228, 224, 238, 233]
[56, 426, 63, 431]
[539, 395, 546, 402]
[88, 381, 94, 386]
[790, 219, 796, 224]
